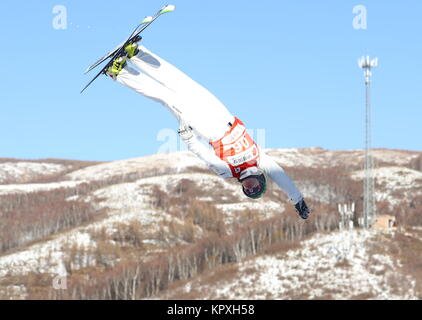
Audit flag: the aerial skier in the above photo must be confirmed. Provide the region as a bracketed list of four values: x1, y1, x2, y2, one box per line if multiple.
[105, 40, 311, 219]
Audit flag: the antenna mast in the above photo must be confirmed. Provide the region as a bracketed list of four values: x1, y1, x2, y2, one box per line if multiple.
[358, 56, 378, 228]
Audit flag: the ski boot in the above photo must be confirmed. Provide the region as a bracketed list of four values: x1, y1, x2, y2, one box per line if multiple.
[105, 36, 141, 79]
[295, 198, 311, 220]
[124, 35, 141, 58]
[105, 55, 127, 79]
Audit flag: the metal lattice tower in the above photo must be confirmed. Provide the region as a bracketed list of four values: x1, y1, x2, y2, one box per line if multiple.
[358, 56, 378, 228]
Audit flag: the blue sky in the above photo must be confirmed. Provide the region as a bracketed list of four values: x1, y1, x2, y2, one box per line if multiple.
[0, 0, 421, 161]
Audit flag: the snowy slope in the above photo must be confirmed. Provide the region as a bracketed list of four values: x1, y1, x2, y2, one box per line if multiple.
[156, 229, 419, 300]
[266, 148, 420, 168]
[0, 181, 86, 195]
[65, 152, 205, 182]
[0, 173, 247, 277]
[0, 162, 69, 184]
[351, 166, 422, 205]
[0, 148, 420, 300]
[0, 169, 283, 283]
[0, 180, 163, 278]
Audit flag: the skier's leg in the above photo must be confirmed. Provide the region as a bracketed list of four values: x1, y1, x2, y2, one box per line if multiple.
[128, 46, 235, 141]
[116, 65, 232, 141]
[115, 64, 184, 121]
[108, 54, 233, 142]
[130, 46, 226, 107]
[131, 47, 228, 109]
[128, 45, 202, 94]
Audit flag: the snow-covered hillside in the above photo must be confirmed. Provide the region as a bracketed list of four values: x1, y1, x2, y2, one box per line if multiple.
[0, 172, 281, 280]
[0, 148, 421, 300]
[0, 181, 86, 195]
[0, 162, 69, 184]
[65, 151, 205, 182]
[351, 166, 422, 205]
[155, 229, 420, 300]
[266, 148, 420, 168]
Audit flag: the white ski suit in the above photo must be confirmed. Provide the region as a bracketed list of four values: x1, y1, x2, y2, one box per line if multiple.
[114, 46, 303, 204]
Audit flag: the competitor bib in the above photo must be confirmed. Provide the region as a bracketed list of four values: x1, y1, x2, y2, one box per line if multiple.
[210, 117, 260, 178]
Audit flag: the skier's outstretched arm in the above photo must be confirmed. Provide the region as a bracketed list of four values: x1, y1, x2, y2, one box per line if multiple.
[258, 149, 303, 204]
[178, 124, 232, 178]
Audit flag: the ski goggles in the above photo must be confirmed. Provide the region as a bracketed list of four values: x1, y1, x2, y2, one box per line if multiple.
[240, 174, 267, 199]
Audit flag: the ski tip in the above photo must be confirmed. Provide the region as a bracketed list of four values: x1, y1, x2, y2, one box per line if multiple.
[141, 16, 153, 24]
[80, 85, 89, 94]
[160, 4, 175, 14]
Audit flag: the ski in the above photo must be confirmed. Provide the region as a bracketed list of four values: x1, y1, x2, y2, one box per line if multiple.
[84, 16, 153, 74]
[81, 4, 175, 94]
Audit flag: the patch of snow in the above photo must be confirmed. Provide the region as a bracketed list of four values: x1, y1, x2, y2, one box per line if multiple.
[216, 201, 283, 215]
[350, 166, 422, 205]
[65, 152, 206, 182]
[0, 285, 27, 300]
[371, 149, 421, 166]
[0, 162, 68, 184]
[171, 229, 419, 300]
[265, 148, 421, 169]
[351, 166, 422, 186]
[0, 181, 86, 195]
[0, 231, 95, 277]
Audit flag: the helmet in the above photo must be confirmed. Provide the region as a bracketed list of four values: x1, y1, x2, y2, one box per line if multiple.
[239, 167, 267, 199]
